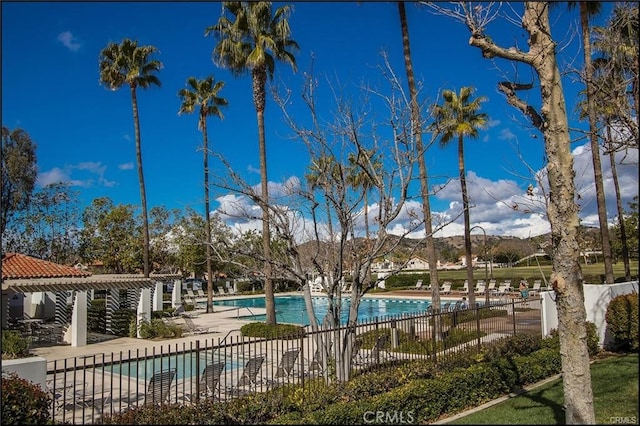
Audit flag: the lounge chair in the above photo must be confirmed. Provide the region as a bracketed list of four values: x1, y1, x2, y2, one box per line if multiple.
[227, 354, 266, 396]
[268, 347, 302, 386]
[487, 280, 497, 295]
[351, 336, 366, 366]
[226, 286, 236, 295]
[217, 287, 227, 296]
[531, 280, 542, 296]
[196, 289, 207, 298]
[306, 341, 332, 376]
[184, 362, 225, 402]
[182, 316, 217, 335]
[360, 334, 396, 365]
[143, 368, 176, 406]
[411, 279, 424, 290]
[459, 280, 470, 295]
[440, 283, 452, 295]
[474, 284, 486, 295]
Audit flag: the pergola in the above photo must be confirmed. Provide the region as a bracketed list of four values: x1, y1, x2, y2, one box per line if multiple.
[1, 253, 183, 347]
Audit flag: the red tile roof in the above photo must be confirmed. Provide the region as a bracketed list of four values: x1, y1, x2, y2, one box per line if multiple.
[1, 253, 92, 280]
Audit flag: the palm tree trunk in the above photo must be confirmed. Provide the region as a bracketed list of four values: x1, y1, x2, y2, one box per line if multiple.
[130, 85, 150, 278]
[580, 2, 615, 284]
[607, 125, 631, 281]
[398, 1, 441, 337]
[459, 135, 474, 307]
[253, 67, 276, 325]
[203, 117, 214, 313]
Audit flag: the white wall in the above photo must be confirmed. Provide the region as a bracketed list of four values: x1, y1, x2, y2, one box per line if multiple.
[541, 280, 638, 347]
[1, 356, 48, 391]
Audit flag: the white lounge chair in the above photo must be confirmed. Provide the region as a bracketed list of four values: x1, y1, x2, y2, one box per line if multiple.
[411, 280, 424, 290]
[459, 280, 470, 295]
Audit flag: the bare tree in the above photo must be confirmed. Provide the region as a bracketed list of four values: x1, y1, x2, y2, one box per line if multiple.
[425, 2, 595, 423]
[273, 55, 458, 382]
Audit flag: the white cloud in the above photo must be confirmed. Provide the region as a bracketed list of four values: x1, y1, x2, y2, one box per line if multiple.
[36, 162, 117, 189]
[119, 162, 134, 170]
[56, 31, 81, 52]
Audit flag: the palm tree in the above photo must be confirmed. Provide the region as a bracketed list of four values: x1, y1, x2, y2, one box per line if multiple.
[346, 148, 380, 242]
[206, 2, 298, 325]
[568, 1, 616, 284]
[178, 76, 228, 312]
[430, 87, 488, 308]
[397, 1, 442, 316]
[99, 39, 162, 278]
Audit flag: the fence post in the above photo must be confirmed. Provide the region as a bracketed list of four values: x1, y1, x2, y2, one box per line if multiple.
[475, 305, 481, 351]
[194, 339, 200, 400]
[512, 299, 517, 335]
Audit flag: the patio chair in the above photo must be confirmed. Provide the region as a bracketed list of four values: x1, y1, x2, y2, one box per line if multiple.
[226, 286, 236, 295]
[268, 347, 302, 386]
[217, 286, 227, 296]
[531, 280, 542, 296]
[184, 362, 225, 402]
[143, 368, 176, 406]
[182, 316, 217, 335]
[440, 283, 452, 295]
[351, 336, 367, 366]
[196, 288, 207, 298]
[459, 280, 470, 295]
[474, 283, 486, 295]
[227, 354, 266, 396]
[411, 279, 424, 290]
[360, 334, 396, 365]
[487, 280, 497, 295]
[306, 341, 333, 376]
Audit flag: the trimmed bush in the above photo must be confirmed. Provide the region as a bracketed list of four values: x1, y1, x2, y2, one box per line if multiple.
[110, 308, 136, 337]
[240, 322, 305, 339]
[605, 292, 639, 352]
[88, 298, 107, 333]
[1, 371, 51, 425]
[2, 330, 31, 359]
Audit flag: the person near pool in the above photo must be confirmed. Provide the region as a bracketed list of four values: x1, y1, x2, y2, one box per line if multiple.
[519, 280, 529, 306]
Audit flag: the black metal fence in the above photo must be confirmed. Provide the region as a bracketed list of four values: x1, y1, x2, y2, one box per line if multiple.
[47, 297, 541, 424]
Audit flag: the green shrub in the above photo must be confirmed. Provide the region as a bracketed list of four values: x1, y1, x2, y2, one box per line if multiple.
[545, 320, 601, 358]
[137, 318, 184, 339]
[605, 292, 639, 352]
[1, 372, 51, 425]
[88, 298, 107, 333]
[240, 322, 305, 339]
[110, 308, 136, 337]
[1, 330, 31, 359]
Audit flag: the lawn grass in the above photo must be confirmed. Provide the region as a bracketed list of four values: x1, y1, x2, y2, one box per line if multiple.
[427, 261, 639, 285]
[446, 353, 639, 425]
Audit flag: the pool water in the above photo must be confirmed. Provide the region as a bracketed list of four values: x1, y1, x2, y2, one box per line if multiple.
[211, 295, 435, 325]
[104, 351, 243, 380]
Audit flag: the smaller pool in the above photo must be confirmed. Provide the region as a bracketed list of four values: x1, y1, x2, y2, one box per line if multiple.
[104, 351, 243, 380]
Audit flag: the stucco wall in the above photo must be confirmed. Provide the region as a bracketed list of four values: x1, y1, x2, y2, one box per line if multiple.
[541, 280, 639, 347]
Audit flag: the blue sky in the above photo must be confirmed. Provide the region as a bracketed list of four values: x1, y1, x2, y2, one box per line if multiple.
[2, 2, 637, 240]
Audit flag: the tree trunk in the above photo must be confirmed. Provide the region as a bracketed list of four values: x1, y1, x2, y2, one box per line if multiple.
[580, 2, 615, 284]
[398, 1, 441, 322]
[203, 117, 214, 313]
[607, 125, 631, 281]
[459, 135, 475, 308]
[525, 4, 595, 423]
[253, 67, 276, 325]
[465, 3, 595, 422]
[130, 85, 150, 278]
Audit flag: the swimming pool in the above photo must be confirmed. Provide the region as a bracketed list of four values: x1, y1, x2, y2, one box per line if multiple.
[211, 295, 436, 325]
[104, 351, 243, 380]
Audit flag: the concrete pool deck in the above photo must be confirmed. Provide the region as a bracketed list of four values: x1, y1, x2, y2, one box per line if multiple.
[29, 290, 520, 361]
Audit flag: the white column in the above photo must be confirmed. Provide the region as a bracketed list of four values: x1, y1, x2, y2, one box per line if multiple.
[153, 281, 163, 312]
[172, 280, 182, 308]
[136, 288, 151, 338]
[71, 291, 87, 347]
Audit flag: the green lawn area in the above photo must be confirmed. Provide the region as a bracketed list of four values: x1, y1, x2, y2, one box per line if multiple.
[446, 353, 639, 425]
[430, 261, 639, 284]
